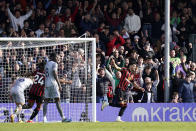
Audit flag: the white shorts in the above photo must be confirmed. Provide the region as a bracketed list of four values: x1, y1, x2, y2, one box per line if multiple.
[10, 90, 25, 104]
[44, 86, 60, 99]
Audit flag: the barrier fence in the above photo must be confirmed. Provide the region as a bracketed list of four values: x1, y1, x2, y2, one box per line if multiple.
[1, 103, 196, 122]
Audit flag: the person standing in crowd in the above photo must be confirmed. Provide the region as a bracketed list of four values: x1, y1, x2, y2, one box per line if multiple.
[179, 72, 195, 103]
[96, 68, 110, 104]
[7, 4, 33, 32]
[124, 8, 141, 39]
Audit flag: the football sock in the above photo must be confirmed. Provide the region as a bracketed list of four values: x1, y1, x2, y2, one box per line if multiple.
[30, 107, 40, 120]
[43, 101, 48, 117]
[118, 106, 127, 116]
[14, 105, 22, 121]
[55, 101, 65, 119]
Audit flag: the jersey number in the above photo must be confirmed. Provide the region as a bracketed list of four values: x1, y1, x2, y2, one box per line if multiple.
[34, 75, 44, 86]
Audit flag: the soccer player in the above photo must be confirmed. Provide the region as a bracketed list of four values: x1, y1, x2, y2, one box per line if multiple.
[10, 77, 33, 122]
[22, 62, 45, 123]
[102, 60, 144, 122]
[43, 53, 71, 122]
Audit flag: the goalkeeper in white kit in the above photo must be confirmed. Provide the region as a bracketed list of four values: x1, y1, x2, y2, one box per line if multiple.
[10, 77, 33, 122]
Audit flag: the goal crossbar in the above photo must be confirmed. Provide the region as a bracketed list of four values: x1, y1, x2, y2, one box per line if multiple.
[0, 37, 95, 42]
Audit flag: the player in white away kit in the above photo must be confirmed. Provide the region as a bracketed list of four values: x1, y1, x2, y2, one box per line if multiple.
[10, 77, 33, 122]
[43, 53, 71, 122]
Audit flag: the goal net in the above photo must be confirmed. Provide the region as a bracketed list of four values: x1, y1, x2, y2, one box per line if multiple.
[0, 38, 96, 122]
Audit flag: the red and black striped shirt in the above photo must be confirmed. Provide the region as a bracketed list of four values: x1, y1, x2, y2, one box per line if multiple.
[117, 67, 132, 91]
[29, 70, 45, 97]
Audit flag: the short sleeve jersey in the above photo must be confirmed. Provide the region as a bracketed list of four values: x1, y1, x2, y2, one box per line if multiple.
[12, 78, 33, 92]
[45, 61, 58, 87]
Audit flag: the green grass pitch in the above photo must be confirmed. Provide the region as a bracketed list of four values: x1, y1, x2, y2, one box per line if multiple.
[1, 122, 196, 131]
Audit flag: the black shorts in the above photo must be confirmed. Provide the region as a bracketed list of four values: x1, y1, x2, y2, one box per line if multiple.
[29, 93, 43, 104]
[115, 88, 128, 102]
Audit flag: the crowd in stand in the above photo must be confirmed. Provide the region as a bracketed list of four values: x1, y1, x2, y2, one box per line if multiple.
[0, 0, 196, 103]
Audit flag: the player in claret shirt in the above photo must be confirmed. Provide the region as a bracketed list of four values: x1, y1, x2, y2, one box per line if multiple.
[22, 61, 46, 123]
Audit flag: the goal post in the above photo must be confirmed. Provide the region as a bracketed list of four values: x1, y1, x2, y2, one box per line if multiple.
[0, 37, 96, 122]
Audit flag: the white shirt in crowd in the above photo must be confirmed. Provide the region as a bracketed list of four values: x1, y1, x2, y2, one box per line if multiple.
[147, 93, 152, 103]
[45, 61, 58, 88]
[124, 13, 141, 33]
[7, 8, 32, 31]
[35, 29, 44, 37]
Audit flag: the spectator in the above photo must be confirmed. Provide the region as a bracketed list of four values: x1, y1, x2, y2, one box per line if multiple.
[177, 15, 191, 46]
[140, 43, 154, 60]
[151, 13, 163, 43]
[106, 30, 125, 56]
[66, 62, 83, 103]
[80, 13, 94, 34]
[138, 82, 155, 103]
[96, 68, 110, 103]
[55, 0, 66, 15]
[176, 55, 188, 78]
[171, 92, 179, 103]
[35, 24, 44, 37]
[124, 8, 141, 39]
[7, 4, 33, 32]
[103, 5, 127, 32]
[179, 72, 195, 103]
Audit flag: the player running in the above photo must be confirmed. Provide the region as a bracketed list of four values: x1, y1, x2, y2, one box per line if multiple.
[10, 77, 33, 122]
[43, 53, 71, 122]
[22, 61, 46, 123]
[102, 60, 144, 122]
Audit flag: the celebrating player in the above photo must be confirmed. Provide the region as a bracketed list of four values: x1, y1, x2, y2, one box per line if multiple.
[43, 53, 71, 122]
[102, 60, 144, 122]
[10, 77, 33, 122]
[22, 61, 46, 123]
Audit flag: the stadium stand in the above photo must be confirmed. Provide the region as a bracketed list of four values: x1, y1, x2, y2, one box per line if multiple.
[0, 0, 195, 103]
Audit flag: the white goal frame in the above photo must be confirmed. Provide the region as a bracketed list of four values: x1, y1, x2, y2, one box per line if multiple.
[0, 37, 96, 122]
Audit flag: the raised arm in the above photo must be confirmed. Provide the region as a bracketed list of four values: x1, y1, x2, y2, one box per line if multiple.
[153, 70, 160, 87]
[21, 10, 33, 20]
[7, 7, 15, 20]
[105, 68, 116, 93]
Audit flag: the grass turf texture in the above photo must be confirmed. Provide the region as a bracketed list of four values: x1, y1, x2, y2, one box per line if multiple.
[1, 122, 196, 131]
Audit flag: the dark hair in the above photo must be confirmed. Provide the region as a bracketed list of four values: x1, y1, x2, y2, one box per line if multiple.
[98, 68, 104, 73]
[38, 61, 46, 71]
[138, 56, 144, 60]
[172, 92, 178, 97]
[186, 72, 194, 78]
[49, 52, 57, 59]
[129, 61, 136, 66]
[15, 9, 21, 13]
[145, 65, 152, 70]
